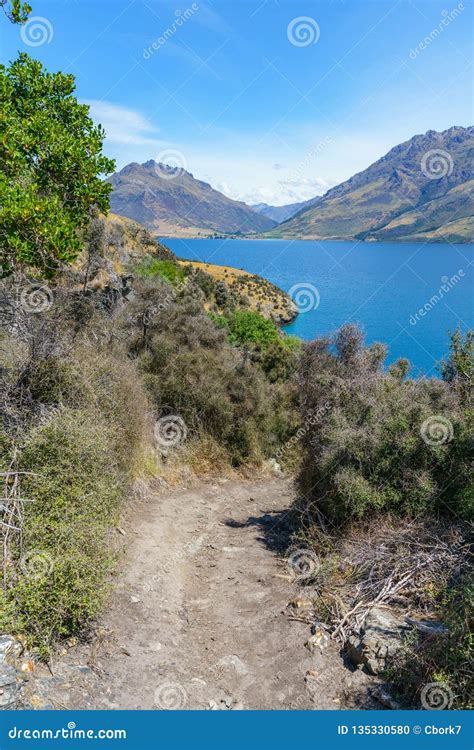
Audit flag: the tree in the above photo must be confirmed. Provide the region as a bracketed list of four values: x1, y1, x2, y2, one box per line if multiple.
[0, 54, 115, 278]
[1, 0, 31, 23]
[441, 328, 473, 405]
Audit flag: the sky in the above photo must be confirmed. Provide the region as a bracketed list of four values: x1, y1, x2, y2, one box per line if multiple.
[1, 0, 473, 206]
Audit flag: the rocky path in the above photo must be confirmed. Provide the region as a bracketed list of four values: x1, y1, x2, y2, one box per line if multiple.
[20, 477, 376, 710]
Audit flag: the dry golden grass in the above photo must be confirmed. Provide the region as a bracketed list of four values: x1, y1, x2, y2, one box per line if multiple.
[178, 259, 297, 322]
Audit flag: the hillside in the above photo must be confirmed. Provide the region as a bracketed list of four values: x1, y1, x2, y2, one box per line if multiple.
[178, 259, 297, 324]
[265, 127, 474, 242]
[107, 161, 276, 237]
[76, 214, 295, 324]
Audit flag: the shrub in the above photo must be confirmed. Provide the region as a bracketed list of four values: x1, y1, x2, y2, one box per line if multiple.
[298, 324, 471, 526]
[226, 310, 280, 350]
[1, 409, 122, 653]
[134, 256, 185, 285]
[389, 572, 473, 709]
[122, 297, 296, 464]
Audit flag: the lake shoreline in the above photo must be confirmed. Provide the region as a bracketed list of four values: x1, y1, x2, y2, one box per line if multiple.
[162, 237, 474, 376]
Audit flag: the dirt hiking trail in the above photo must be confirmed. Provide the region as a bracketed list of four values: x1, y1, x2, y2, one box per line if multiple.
[24, 477, 377, 710]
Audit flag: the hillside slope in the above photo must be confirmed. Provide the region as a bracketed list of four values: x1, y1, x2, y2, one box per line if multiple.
[107, 161, 276, 237]
[266, 127, 474, 242]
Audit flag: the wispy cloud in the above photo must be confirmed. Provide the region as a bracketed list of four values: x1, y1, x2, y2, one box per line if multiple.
[85, 100, 165, 149]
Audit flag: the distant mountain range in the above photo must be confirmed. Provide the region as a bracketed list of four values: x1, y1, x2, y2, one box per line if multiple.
[108, 127, 474, 243]
[107, 160, 276, 236]
[250, 198, 317, 224]
[266, 126, 474, 242]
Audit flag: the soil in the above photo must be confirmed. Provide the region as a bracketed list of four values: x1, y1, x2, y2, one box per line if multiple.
[21, 476, 379, 710]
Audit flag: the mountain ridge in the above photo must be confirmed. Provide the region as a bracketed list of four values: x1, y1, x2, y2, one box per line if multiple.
[266, 126, 474, 242]
[107, 160, 276, 237]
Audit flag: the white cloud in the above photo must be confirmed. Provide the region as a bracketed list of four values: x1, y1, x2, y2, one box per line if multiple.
[85, 100, 164, 149]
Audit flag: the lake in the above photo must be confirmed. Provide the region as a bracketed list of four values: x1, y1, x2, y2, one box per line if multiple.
[163, 238, 474, 377]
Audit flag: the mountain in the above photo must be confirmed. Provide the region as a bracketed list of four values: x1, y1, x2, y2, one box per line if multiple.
[251, 198, 317, 224]
[265, 127, 474, 242]
[107, 161, 276, 237]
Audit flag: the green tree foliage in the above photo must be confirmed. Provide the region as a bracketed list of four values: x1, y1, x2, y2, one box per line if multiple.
[1, 0, 31, 23]
[0, 54, 115, 277]
[134, 256, 186, 285]
[225, 309, 280, 350]
[441, 328, 473, 401]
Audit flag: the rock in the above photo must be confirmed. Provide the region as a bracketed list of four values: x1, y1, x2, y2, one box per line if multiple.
[288, 596, 313, 611]
[0, 635, 23, 661]
[305, 628, 329, 654]
[346, 607, 410, 675]
[370, 686, 401, 710]
[404, 616, 448, 636]
[130, 596, 140, 604]
[0, 659, 18, 708]
[0, 684, 18, 708]
[0, 664, 17, 688]
[267, 458, 284, 477]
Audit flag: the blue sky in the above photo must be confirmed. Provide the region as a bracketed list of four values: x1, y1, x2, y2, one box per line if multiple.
[1, 0, 473, 204]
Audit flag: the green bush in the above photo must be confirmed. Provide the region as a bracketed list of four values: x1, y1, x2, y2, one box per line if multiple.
[122, 293, 296, 464]
[134, 256, 185, 285]
[1, 409, 122, 653]
[226, 310, 280, 350]
[389, 572, 473, 709]
[298, 325, 471, 526]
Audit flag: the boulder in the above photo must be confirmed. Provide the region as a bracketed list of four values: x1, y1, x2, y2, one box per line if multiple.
[346, 608, 410, 675]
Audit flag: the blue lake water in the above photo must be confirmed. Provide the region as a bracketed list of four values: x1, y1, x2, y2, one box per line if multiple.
[163, 238, 474, 377]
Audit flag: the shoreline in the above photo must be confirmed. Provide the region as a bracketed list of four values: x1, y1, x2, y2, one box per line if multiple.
[159, 235, 474, 246]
